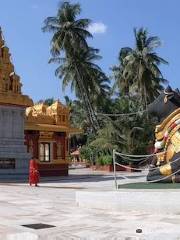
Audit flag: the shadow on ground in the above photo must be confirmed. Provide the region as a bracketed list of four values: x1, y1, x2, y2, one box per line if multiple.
[0, 172, 146, 185]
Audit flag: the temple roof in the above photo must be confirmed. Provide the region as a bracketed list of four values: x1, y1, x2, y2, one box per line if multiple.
[26, 101, 69, 125]
[0, 27, 33, 107]
[25, 101, 82, 134]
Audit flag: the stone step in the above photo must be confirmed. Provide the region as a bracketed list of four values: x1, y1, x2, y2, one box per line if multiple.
[76, 190, 180, 214]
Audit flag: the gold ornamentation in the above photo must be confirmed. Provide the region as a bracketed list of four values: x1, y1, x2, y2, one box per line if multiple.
[159, 163, 172, 176]
[0, 28, 33, 107]
[156, 152, 166, 165]
[155, 108, 180, 140]
[166, 144, 175, 162]
[171, 130, 180, 153]
[26, 101, 70, 126]
[155, 108, 180, 166]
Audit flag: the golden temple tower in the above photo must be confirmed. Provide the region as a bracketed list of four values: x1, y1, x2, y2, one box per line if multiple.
[0, 27, 32, 176]
[0, 27, 33, 106]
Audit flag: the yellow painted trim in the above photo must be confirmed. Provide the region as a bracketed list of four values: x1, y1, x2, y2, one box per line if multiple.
[25, 123, 69, 132]
[25, 122, 83, 134]
[0, 92, 33, 107]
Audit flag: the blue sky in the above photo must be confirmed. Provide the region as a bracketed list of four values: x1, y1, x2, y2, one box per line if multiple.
[0, 0, 179, 103]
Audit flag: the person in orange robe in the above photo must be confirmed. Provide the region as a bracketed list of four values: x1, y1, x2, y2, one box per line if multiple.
[29, 159, 40, 186]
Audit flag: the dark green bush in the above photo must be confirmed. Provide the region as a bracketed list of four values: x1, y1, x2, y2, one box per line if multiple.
[97, 154, 112, 166]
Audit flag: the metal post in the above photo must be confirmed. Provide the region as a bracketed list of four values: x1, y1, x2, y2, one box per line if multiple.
[113, 149, 118, 190]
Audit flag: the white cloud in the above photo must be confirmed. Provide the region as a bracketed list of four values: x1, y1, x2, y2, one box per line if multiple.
[88, 22, 107, 34]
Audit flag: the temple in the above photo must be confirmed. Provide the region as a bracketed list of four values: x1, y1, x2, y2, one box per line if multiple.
[25, 101, 81, 176]
[0, 28, 81, 177]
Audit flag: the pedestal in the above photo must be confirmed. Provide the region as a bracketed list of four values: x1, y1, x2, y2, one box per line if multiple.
[0, 105, 31, 177]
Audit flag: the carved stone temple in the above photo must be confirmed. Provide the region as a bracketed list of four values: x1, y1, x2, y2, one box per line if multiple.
[0, 28, 33, 175]
[0, 28, 81, 177]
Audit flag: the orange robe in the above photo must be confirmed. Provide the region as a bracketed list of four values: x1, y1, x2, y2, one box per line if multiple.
[29, 159, 40, 185]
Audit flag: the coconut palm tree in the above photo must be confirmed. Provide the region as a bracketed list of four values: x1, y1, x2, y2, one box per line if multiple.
[112, 28, 168, 106]
[42, 1, 100, 132]
[42, 1, 92, 56]
[111, 47, 133, 96]
[49, 47, 109, 132]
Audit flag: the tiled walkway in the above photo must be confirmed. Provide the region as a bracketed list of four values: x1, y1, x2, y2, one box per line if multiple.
[0, 168, 180, 239]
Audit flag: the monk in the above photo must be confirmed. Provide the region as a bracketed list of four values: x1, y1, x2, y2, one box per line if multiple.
[29, 158, 40, 187]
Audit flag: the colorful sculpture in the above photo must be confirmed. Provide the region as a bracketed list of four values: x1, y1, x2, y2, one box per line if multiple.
[147, 86, 180, 183]
[29, 159, 40, 186]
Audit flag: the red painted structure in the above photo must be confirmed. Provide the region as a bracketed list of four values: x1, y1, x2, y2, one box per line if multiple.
[25, 130, 69, 177]
[29, 159, 40, 186]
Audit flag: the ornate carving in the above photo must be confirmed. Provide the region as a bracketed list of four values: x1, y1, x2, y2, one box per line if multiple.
[155, 109, 180, 164]
[0, 27, 33, 107]
[26, 101, 70, 126]
[155, 108, 180, 140]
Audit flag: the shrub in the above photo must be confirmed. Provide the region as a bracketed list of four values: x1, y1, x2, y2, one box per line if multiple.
[80, 145, 93, 163]
[97, 154, 112, 166]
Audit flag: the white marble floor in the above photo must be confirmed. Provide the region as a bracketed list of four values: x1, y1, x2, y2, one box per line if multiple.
[0, 168, 180, 239]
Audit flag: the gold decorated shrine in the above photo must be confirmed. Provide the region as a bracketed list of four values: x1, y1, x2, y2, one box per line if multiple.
[0, 27, 82, 177]
[25, 101, 82, 134]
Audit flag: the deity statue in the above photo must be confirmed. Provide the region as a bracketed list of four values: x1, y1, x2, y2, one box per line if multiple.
[147, 86, 180, 183]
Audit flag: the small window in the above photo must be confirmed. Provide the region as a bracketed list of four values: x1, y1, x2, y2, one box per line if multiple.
[39, 143, 50, 162]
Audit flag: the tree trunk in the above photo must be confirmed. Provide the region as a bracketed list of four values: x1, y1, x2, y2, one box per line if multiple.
[75, 65, 99, 133]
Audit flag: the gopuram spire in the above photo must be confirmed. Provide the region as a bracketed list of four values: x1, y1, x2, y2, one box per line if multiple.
[0, 27, 33, 106]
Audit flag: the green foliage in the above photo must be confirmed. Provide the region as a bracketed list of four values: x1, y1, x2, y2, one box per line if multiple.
[112, 28, 168, 106]
[43, 2, 170, 163]
[80, 145, 93, 163]
[96, 155, 112, 166]
[42, 1, 110, 133]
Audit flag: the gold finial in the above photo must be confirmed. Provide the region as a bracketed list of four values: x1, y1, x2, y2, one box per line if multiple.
[0, 27, 5, 46]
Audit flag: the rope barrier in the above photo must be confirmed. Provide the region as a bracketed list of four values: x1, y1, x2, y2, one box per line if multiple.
[116, 155, 150, 162]
[115, 152, 180, 171]
[115, 162, 152, 171]
[114, 150, 162, 158]
[145, 167, 180, 183]
[115, 161, 180, 184]
[113, 149, 180, 187]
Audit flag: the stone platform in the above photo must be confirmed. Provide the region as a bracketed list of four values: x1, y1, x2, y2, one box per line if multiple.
[1, 169, 180, 239]
[0, 105, 31, 176]
[76, 189, 180, 214]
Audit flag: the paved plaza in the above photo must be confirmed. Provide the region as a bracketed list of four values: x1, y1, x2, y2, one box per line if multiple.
[0, 168, 180, 239]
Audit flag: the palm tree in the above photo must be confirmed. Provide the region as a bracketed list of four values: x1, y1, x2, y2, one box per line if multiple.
[42, 1, 100, 132]
[61, 48, 110, 110]
[112, 28, 168, 106]
[49, 47, 109, 132]
[111, 47, 133, 96]
[42, 1, 92, 56]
